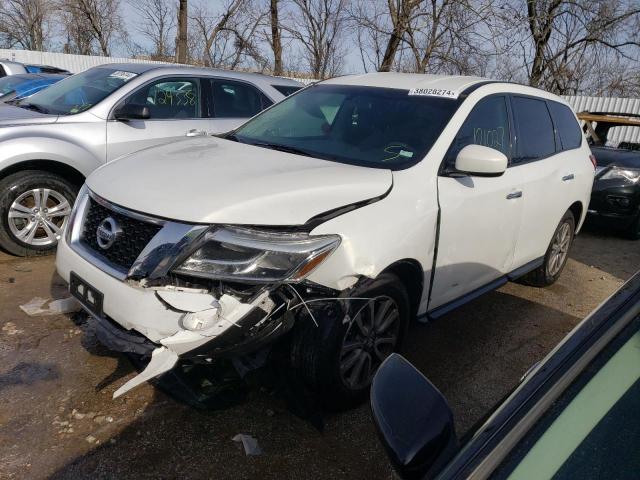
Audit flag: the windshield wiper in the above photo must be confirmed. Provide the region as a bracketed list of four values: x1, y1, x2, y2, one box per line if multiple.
[249, 141, 314, 157]
[17, 102, 49, 114]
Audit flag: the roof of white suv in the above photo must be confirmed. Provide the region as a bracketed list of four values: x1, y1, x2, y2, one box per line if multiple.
[325, 72, 488, 93]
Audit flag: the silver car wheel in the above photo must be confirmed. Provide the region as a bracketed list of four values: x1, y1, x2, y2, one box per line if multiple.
[339, 295, 400, 390]
[547, 221, 572, 276]
[8, 188, 72, 246]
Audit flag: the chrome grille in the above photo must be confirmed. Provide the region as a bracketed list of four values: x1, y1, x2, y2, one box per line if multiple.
[80, 198, 162, 271]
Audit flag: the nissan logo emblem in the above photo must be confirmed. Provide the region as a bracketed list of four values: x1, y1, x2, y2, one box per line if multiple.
[96, 217, 122, 250]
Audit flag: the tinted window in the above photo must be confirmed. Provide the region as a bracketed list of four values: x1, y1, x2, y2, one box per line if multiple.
[548, 102, 582, 150]
[446, 96, 510, 167]
[212, 80, 265, 118]
[272, 84, 302, 96]
[512, 96, 556, 163]
[233, 84, 459, 169]
[124, 78, 200, 119]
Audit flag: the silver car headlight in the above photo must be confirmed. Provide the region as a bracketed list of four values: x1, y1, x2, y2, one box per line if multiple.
[599, 167, 640, 184]
[173, 226, 341, 283]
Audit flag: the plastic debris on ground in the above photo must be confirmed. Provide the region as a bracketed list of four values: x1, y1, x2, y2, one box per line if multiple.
[19, 297, 82, 316]
[232, 434, 262, 456]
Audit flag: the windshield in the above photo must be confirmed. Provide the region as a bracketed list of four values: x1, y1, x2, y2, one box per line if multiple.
[232, 84, 459, 169]
[495, 316, 640, 479]
[0, 75, 38, 95]
[17, 67, 138, 115]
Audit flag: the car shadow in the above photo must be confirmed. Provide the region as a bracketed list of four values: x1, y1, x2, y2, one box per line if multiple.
[47, 289, 580, 479]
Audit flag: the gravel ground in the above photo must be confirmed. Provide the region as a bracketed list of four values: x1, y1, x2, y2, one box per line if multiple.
[0, 225, 638, 480]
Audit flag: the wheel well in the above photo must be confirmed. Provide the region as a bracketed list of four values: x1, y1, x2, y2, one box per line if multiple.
[569, 201, 583, 226]
[381, 259, 424, 317]
[0, 160, 85, 187]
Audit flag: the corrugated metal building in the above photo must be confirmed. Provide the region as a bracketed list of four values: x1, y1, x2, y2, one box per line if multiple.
[563, 95, 640, 145]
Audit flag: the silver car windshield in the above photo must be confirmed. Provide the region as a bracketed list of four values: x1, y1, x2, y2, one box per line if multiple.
[16, 67, 138, 115]
[231, 84, 459, 170]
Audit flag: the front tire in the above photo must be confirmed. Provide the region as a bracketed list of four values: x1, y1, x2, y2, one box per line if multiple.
[521, 210, 575, 287]
[0, 170, 77, 256]
[289, 273, 410, 410]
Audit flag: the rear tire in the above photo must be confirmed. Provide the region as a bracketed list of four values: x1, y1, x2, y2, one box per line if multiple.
[0, 170, 77, 256]
[289, 273, 410, 411]
[520, 210, 575, 287]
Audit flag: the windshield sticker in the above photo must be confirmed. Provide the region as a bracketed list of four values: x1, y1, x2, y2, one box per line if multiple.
[399, 149, 414, 158]
[408, 88, 459, 99]
[108, 70, 138, 81]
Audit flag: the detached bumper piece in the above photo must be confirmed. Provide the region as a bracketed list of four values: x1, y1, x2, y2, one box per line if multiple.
[90, 314, 158, 356]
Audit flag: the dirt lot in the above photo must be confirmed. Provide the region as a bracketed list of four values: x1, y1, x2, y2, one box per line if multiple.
[0, 226, 638, 480]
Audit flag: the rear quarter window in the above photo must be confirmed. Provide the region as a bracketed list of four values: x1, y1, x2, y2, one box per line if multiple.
[548, 101, 582, 150]
[512, 96, 556, 163]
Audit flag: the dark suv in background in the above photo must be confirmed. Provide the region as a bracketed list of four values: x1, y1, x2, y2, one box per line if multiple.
[580, 112, 640, 239]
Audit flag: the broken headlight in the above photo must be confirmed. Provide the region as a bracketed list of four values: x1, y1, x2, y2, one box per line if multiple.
[173, 226, 341, 283]
[600, 167, 640, 184]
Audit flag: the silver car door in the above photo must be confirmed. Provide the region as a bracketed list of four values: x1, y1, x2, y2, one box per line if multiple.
[106, 76, 209, 161]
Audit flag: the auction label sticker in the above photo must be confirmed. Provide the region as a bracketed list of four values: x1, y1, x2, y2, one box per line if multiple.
[109, 70, 138, 81]
[408, 88, 459, 99]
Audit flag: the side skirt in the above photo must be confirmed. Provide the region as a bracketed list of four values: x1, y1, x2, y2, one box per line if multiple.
[418, 256, 544, 323]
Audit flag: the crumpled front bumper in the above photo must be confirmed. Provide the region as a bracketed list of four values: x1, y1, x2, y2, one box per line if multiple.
[56, 234, 286, 398]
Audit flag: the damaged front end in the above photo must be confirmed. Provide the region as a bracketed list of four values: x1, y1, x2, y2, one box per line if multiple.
[62, 188, 343, 399]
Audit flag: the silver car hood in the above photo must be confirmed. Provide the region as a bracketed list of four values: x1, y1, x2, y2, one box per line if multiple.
[88, 137, 392, 225]
[0, 104, 58, 125]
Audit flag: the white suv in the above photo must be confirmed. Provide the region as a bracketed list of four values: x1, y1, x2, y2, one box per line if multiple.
[56, 73, 594, 409]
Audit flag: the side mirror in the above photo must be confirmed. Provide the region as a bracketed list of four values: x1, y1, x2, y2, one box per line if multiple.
[371, 354, 457, 480]
[455, 144, 507, 177]
[114, 104, 150, 121]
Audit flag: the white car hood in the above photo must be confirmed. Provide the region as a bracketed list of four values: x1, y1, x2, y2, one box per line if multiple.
[88, 137, 392, 225]
[0, 104, 58, 126]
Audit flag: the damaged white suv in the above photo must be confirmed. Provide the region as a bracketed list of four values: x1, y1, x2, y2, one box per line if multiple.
[56, 73, 594, 408]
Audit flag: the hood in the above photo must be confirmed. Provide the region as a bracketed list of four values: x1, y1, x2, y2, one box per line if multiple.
[88, 137, 393, 225]
[0, 103, 58, 126]
[591, 146, 640, 169]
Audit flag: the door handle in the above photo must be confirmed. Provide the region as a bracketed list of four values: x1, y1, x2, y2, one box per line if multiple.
[562, 174, 575, 182]
[506, 191, 523, 200]
[186, 129, 207, 137]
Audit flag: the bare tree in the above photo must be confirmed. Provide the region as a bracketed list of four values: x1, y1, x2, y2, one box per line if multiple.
[497, 0, 640, 92]
[269, 0, 283, 74]
[190, 0, 265, 69]
[62, 0, 123, 56]
[128, 0, 176, 59]
[176, 0, 188, 62]
[0, 0, 52, 50]
[283, 0, 347, 78]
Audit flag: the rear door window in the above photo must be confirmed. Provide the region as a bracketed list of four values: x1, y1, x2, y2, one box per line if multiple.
[445, 95, 511, 168]
[211, 80, 267, 118]
[511, 96, 556, 164]
[548, 101, 582, 150]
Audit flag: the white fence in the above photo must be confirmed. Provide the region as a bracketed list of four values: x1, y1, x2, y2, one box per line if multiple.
[0, 49, 171, 73]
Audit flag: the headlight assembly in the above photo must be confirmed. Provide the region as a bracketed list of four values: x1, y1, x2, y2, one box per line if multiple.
[599, 167, 640, 184]
[173, 226, 341, 283]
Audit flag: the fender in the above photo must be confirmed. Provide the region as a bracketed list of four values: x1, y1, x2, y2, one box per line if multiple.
[0, 135, 103, 178]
